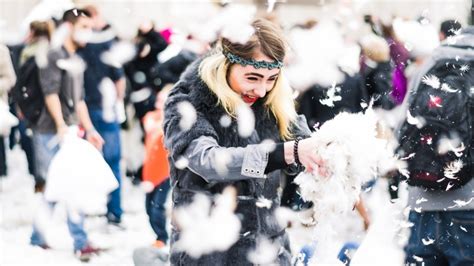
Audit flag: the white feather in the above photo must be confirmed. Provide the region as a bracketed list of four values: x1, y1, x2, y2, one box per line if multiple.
[421, 75, 440, 89]
[173, 187, 241, 258]
[177, 101, 197, 131]
[293, 110, 397, 263]
[406, 110, 426, 129]
[444, 159, 463, 180]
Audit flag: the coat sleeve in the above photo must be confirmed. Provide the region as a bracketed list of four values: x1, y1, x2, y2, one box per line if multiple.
[163, 78, 274, 182]
[182, 135, 276, 182]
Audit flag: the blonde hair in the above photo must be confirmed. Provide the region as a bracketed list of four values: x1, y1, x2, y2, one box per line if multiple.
[361, 34, 390, 62]
[199, 19, 298, 140]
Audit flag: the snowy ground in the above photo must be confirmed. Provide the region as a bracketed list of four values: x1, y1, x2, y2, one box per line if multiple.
[1, 144, 156, 266]
[1, 135, 408, 266]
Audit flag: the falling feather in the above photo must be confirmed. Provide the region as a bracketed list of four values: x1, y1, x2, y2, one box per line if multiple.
[444, 160, 463, 180]
[421, 75, 440, 89]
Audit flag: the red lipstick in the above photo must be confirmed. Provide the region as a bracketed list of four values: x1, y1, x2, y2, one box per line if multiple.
[242, 94, 258, 104]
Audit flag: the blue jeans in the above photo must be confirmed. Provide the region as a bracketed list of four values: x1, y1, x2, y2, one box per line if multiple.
[31, 201, 88, 251]
[88, 109, 123, 222]
[145, 179, 171, 243]
[9, 105, 36, 178]
[405, 210, 474, 266]
[31, 132, 88, 251]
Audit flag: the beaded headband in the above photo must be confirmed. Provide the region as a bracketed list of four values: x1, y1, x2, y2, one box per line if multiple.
[224, 52, 283, 70]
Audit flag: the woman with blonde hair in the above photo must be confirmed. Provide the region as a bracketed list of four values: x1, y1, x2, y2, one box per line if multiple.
[164, 18, 325, 265]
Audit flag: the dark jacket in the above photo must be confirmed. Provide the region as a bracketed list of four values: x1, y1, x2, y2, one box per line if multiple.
[124, 29, 168, 92]
[163, 60, 311, 265]
[155, 50, 198, 90]
[298, 72, 368, 128]
[362, 60, 396, 110]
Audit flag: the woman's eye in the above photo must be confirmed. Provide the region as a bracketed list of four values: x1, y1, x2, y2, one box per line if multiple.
[247, 77, 258, 81]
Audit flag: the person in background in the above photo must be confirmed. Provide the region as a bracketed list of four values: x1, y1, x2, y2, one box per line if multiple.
[398, 26, 474, 266]
[29, 9, 104, 261]
[360, 34, 395, 110]
[83, 4, 118, 39]
[123, 20, 169, 185]
[124, 20, 168, 128]
[78, 5, 126, 227]
[439, 19, 462, 41]
[155, 34, 208, 91]
[382, 23, 410, 105]
[8, 20, 53, 190]
[0, 44, 17, 177]
[142, 85, 173, 249]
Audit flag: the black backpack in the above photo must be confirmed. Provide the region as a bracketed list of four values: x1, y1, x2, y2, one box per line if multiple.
[11, 57, 44, 125]
[398, 58, 473, 191]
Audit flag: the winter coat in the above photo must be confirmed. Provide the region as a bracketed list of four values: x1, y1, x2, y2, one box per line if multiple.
[298, 72, 368, 128]
[155, 50, 197, 90]
[125, 29, 168, 92]
[142, 109, 169, 188]
[387, 37, 409, 104]
[362, 60, 396, 110]
[163, 60, 311, 265]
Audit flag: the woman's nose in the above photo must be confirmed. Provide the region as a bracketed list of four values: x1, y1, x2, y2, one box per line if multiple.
[253, 85, 266, 98]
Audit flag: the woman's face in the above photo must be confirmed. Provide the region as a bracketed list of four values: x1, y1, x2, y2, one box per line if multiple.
[227, 50, 280, 105]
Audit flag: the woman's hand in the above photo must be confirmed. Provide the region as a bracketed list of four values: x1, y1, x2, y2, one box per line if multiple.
[298, 138, 328, 176]
[284, 138, 328, 177]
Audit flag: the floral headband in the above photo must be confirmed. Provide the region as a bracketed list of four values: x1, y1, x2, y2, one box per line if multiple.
[223, 51, 283, 70]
